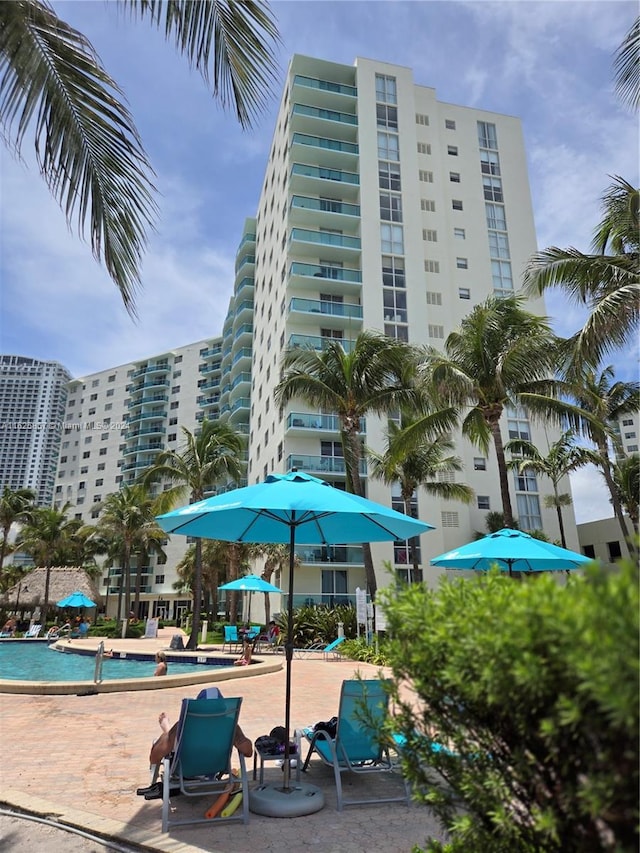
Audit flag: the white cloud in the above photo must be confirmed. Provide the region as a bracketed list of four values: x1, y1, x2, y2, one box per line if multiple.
[569, 464, 614, 524]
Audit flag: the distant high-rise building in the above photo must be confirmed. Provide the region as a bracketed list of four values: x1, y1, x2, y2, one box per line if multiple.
[0, 355, 71, 505]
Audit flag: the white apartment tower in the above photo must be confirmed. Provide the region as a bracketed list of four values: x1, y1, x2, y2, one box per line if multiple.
[0, 355, 71, 506]
[246, 55, 578, 600]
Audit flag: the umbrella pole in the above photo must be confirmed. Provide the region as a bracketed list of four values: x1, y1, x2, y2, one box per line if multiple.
[282, 518, 296, 791]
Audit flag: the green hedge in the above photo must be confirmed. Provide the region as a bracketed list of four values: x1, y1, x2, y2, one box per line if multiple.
[382, 562, 639, 853]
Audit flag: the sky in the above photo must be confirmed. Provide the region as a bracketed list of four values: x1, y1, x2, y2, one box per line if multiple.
[0, 0, 638, 524]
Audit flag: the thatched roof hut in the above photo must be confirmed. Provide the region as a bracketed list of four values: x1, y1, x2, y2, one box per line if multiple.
[1, 567, 102, 610]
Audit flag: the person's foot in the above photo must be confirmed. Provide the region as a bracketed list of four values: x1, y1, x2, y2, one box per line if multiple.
[158, 712, 171, 734]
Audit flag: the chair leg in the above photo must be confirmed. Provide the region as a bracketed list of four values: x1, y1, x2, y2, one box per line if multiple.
[161, 757, 171, 832]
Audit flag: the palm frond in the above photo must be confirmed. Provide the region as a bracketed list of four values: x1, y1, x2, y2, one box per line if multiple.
[614, 16, 640, 111]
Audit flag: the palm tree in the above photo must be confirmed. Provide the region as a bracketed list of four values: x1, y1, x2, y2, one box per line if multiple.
[258, 543, 299, 624]
[143, 419, 244, 648]
[614, 16, 640, 112]
[275, 331, 421, 597]
[17, 504, 82, 624]
[0, 486, 35, 577]
[176, 539, 230, 623]
[424, 296, 563, 530]
[564, 366, 640, 554]
[95, 484, 167, 621]
[611, 453, 639, 537]
[523, 177, 639, 366]
[369, 416, 473, 582]
[505, 430, 598, 548]
[0, 1, 279, 311]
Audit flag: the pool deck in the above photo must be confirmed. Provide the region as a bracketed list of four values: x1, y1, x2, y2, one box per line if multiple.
[0, 628, 446, 852]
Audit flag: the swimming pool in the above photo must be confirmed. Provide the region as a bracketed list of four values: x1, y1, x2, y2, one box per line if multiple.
[0, 641, 230, 682]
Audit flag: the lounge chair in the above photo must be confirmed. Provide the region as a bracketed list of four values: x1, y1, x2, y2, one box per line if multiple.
[293, 635, 346, 660]
[301, 678, 411, 811]
[160, 694, 250, 832]
[222, 625, 240, 654]
[23, 624, 42, 638]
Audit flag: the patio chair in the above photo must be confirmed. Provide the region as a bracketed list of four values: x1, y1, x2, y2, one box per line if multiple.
[160, 695, 250, 832]
[293, 635, 346, 660]
[23, 624, 42, 638]
[301, 679, 411, 811]
[222, 625, 240, 654]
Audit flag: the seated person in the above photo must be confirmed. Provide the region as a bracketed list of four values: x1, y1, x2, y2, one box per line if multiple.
[234, 637, 253, 666]
[1, 617, 17, 636]
[153, 650, 168, 676]
[136, 687, 253, 799]
[259, 620, 281, 646]
[78, 618, 89, 638]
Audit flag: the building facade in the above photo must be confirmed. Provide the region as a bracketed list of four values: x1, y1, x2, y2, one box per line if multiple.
[0, 355, 71, 506]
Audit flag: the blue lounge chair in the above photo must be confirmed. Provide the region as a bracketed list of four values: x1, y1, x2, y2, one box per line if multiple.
[160, 695, 250, 832]
[23, 623, 42, 638]
[222, 625, 240, 654]
[301, 679, 411, 811]
[293, 635, 346, 660]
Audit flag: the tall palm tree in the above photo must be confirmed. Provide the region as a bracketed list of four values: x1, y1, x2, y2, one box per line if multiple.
[523, 177, 639, 366]
[275, 331, 421, 597]
[176, 539, 231, 623]
[423, 296, 563, 529]
[143, 419, 244, 648]
[0, 1, 279, 311]
[17, 503, 82, 624]
[369, 417, 473, 582]
[0, 486, 35, 577]
[258, 543, 299, 624]
[614, 16, 640, 112]
[505, 430, 598, 548]
[610, 453, 639, 537]
[95, 484, 167, 621]
[564, 366, 640, 554]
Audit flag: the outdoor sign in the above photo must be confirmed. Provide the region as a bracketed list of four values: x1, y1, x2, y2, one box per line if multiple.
[355, 587, 367, 624]
[144, 617, 159, 638]
[374, 605, 387, 633]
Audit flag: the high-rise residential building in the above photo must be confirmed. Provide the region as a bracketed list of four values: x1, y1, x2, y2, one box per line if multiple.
[0, 355, 71, 505]
[611, 411, 639, 457]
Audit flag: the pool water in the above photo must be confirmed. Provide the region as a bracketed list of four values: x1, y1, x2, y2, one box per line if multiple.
[0, 642, 228, 682]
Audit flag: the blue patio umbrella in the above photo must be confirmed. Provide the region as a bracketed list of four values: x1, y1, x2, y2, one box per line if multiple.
[157, 470, 433, 815]
[218, 574, 283, 622]
[431, 528, 592, 576]
[56, 591, 96, 609]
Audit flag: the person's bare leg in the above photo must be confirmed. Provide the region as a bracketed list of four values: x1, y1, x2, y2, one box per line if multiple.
[149, 716, 178, 765]
[234, 724, 253, 757]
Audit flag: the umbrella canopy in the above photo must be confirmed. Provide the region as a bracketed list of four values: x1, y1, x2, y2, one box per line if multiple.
[158, 470, 433, 793]
[431, 528, 592, 576]
[56, 591, 96, 609]
[218, 574, 282, 594]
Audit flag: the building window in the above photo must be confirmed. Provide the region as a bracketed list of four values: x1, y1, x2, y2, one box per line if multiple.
[428, 324, 444, 338]
[80, 466, 88, 474]
[452, 199, 463, 210]
[377, 131, 399, 160]
[445, 119, 456, 130]
[424, 260, 440, 273]
[383, 289, 407, 323]
[417, 142, 431, 154]
[375, 73, 397, 104]
[415, 112, 429, 125]
[106, 389, 114, 397]
[458, 287, 471, 299]
[454, 227, 466, 239]
[447, 145, 458, 155]
[382, 256, 405, 288]
[379, 192, 403, 222]
[488, 231, 510, 259]
[473, 457, 486, 470]
[456, 257, 468, 269]
[477, 496, 490, 510]
[99, 447, 107, 455]
[485, 202, 507, 230]
[483, 176, 503, 202]
[92, 379, 99, 387]
[449, 171, 461, 183]
[492, 260, 513, 292]
[622, 418, 633, 426]
[82, 451, 90, 458]
[419, 170, 433, 182]
[582, 544, 596, 559]
[376, 104, 398, 129]
[477, 120, 498, 149]
[607, 541, 622, 561]
[441, 511, 459, 527]
[480, 149, 501, 175]
[380, 224, 404, 254]
[90, 393, 98, 401]
[421, 199, 435, 212]
[378, 161, 401, 191]
[423, 229, 437, 242]
[516, 493, 542, 531]
[426, 291, 442, 306]
[95, 478, 104, 487]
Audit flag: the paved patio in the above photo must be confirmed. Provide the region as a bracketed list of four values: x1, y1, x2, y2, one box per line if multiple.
[0, 629, 446, 852]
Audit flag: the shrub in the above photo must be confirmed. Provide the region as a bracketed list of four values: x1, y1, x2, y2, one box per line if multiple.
[341, 636, 390, 666]
[381, 563, 639, 853]
[277, 604, 358, 647]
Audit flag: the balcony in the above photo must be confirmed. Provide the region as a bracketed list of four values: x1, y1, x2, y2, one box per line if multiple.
[127, 411, 166, 424]
[232, 347, 252, 367]
[235, 254, 255, 274]
[124, 426, 167, 439]
[131, 363, 169, 379]
[286, 454, 366, 477]
[199, 345, 222, 359]
[290, 196, 360, 232]
[233, 300, 254, 322]
[291, 104, 358, 142]
[198, 395, 220, 407]
[199, 362, 222, 375]
[296, 544, 364, 565]
[288, 297, 363, 325]
[236, 232, 256, 252]
[231, 372, 251, 390]
[290, 228, 360, 255]
[235, 277, 254, 296]
[199, 378, 221, 392]
[233, 323, 253, 344]
[291, 164, 359, 202]
[123, 442, 163, 456]
[293, 74, 357, 99]
[286, 412, 365, 434]
[127, 394, 168, 409]
[128, 378, 170, 393]
[291, 132, 358, 170]
[288, 334, 355, 353]
[289, 261, 362, 297]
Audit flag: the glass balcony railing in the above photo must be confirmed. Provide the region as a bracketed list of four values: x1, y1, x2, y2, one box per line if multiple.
[231, 397, 250, 412]
[293, 75, 357, 97]
[199, 362, 222, 374]
[234, 300, 254, 317]
[293, 103, 357, 125]
[200, 378, 221, 391]
[286, 453, 366, 476]
[232, 348, 252, 366]
[131, 363, 169, 379]
[236, 232, 256, 252]
[235, 254, 255, 274]
[291, 196, 360, 218]
[231, 372, 251, 389]
[199, 345, 222, 359]
[289, 297, 362, 320]
[124, 427, 167, 439]
[127, 394, 168, 409]
[234, 323, 253, 338]
[290, 593, 358, 609]
[286, 412, 365, 433]
[290, 228, 360, 250]
[198, 395, 220, 406]
[297, 544, 364, 564]
[127, 411, 166, 424]
[236, 277, 254, 294]
[292, 132, 358, 155]
[123, 442, 163, 455]
[128, 378, 170, 393]
[291, 163, 359, 185]
[288, 334, 355, 352]
[290, 261, 362, 283]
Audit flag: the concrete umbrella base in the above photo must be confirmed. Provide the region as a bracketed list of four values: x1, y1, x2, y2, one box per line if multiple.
[249, 781, 325, 817]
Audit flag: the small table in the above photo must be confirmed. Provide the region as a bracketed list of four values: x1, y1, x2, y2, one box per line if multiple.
[253, 732, 302, 784]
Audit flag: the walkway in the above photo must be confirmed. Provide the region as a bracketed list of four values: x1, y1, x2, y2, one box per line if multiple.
[0, 630, 446, 852]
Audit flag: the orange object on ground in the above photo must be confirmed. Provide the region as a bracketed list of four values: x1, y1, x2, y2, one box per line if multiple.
[204, 784, 233, 819]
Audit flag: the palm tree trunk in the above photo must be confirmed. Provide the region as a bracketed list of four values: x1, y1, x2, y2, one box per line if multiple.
[343, 425, 378, 597]
[556, 503, 568, 549]
[187, 537, 203, 650]
[116, 563, 124, 622]
[0, 527, 10, 575]
[42, 561, 51, 626]
[489, 413, 515, 528]
[133, 549, 144, 617]
[598, 445, 635, 557]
